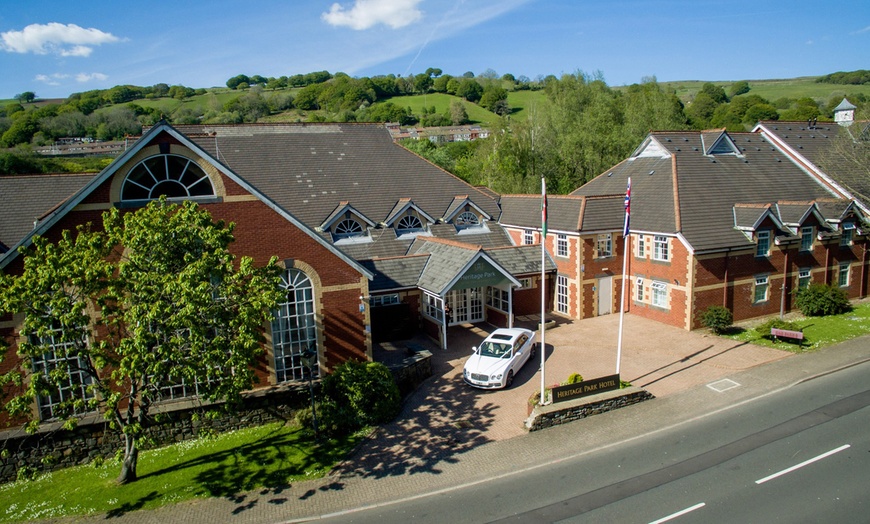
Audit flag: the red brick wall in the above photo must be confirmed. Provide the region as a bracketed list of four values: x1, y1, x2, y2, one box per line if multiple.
[627, 234, 690, 329]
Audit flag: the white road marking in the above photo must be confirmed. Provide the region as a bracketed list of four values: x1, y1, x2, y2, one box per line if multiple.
[648, 502, 706, 524]
[755, 444, 851, 485]
[707, 379, 740, 392]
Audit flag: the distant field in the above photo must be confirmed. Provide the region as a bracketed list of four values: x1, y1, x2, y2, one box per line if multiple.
[505, 90, 548, 121]
[661, 77, 870, 105]
[392, 92, 499, 125]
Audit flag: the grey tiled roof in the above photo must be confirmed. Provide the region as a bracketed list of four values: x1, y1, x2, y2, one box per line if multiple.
[757, 121, 870, 209]
[0, 173, 93, 252]
[486, 245, 556, 275]
[175, 124, 502, 230]
[499, 195, 583, 232]
[414, 241, 480, 294]
[361, 255, 429, 291]
[573, 130, 845, 252]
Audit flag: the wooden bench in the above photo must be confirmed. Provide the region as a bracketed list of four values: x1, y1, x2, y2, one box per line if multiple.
[771, 327, 804, 345]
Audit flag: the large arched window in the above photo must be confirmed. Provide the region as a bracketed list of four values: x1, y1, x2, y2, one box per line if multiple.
[397, 214, 424, 232]
[121, 154, 215, 201]
[271, 269, 318, 382]
[455, 211, 480, 227]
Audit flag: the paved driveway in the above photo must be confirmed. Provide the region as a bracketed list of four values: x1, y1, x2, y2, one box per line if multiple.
[341, 313, 789, 479]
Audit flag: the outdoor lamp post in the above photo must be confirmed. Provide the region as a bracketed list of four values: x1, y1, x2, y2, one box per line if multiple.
[300, 346, 319, 440]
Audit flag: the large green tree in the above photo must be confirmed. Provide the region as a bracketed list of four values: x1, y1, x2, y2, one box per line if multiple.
[0, 199, 282, 484]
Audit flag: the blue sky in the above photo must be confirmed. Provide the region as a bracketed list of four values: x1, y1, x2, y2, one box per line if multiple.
[1, 0, 868, 100]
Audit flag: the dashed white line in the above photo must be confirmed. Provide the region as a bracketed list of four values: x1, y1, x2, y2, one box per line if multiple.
[648, 502, 706, 524]
[755, 444, 851, 485]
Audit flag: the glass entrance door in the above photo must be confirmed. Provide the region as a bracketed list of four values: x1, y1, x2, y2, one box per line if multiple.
[446, 287, 484, 325]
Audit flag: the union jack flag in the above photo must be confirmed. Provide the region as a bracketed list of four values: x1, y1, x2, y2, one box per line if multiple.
[623, 177, 631, 237]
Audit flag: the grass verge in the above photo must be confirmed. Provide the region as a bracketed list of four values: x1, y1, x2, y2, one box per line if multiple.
[721, 301, 870, 352]
[0, 421, 364, 522]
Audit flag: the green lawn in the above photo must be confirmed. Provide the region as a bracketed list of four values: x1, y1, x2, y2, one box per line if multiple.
[722, 300, 870, 352]
[661, 78, 870, 106]
[392, 93, 499, 125]
[0, 422, 363, 522]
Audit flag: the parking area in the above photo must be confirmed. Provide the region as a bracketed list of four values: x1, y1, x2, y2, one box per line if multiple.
[343, 313, 789, 479]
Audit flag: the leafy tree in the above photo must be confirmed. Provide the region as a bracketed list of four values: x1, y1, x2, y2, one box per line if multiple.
[480, 85, 509, 114]
[226, 74, 251, 89]
[445, 77, 460, 94]
[462, 71, 475, 78]
[150, 83, 170, 97]
[701, 305, 733, 334]
[14, 92, 36, 103]
[432, 74, 452, 93]
[456, 78, 483, 103]
[699, 82, 728, 104]
[318, 360, 400, 436]
[686, 92, 719, 129]
[728, 81, 750, 97]
[0, 199, 282, 484]
[743, 103, 779, 124]
[293, 84, 322, 110]
[414, 73, 433, 94]
[449, 100, 469, 125]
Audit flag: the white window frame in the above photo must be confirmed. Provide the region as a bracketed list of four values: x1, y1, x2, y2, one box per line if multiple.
[637, 236, 645, 258]
[556, 275, 569, 314]
[651, 281, 668, 308]
[840, 224, 854, 247]
[370, 293, 400, 307]
[596, 233, 612, 258]
[517, 277, 533, 289]
[754, 275, 769, 303]
[635, 277, 644, 302]
[653, 235, 669, 262]
[271, 268, 318, 383]
[485, 286, 509, 312]
[523, 229, 534, 245]
[800, 226, 814, 252]
[756, 230, 771, 258]
[556, 234, 568, 257]
[838, 262, 850, 287]
[30, 325, 95, 421]
[797, 268, 811, 290]
[423, 291, 444, 322]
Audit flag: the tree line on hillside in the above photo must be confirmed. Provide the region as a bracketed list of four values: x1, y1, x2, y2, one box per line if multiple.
[817, 70, 870, 85]
[1, 69, 867, 187]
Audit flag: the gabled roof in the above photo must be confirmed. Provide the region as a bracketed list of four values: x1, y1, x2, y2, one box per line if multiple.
[411, 238, 520, 295]
[361, 254, 429, 291]
[0, 122, 373, 280]
[733, 203, 784, 232]
[321, 201, 376, 231]
[774, 201, 832, 230]
[573, 130, 850, 253]
[383, 198, 436, 227]
[443, 195, 492, 222]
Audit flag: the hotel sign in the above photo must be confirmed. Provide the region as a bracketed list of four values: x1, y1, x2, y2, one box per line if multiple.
[552, 374, 620, 403]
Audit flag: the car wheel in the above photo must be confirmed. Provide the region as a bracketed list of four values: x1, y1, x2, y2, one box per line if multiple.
[505, 370, 515, 388]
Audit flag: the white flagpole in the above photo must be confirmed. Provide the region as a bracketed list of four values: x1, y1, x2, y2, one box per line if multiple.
[616, 177, 630, 376]
[540, 176, 547, 405]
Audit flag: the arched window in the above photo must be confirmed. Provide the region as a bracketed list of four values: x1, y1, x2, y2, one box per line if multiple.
[271, 269, 318, 382]
[121, 154, 215, 201]
[334, 218, 364, 237]
[455, 211, 480, 227]
[397, 214, 423, 231]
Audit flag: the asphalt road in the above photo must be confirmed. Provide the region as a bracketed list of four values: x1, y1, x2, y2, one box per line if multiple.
[320, 359, 870, 523]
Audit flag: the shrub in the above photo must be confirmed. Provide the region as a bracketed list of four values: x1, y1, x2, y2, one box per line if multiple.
[755, 318, 801, 338]
[794, 283, 851, 317]
[701, 305, 733, 334]
[564, 373, 583, 385]
[319, 360, 401, 436]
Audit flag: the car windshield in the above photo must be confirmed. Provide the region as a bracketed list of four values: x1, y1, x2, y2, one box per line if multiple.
[478, 341, 511, 358]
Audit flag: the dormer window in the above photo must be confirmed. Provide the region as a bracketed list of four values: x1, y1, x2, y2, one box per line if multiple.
[800, 226, 814, 251]
[455, 211, 480, 227]
[334, 218, 364, 238]
[841, 222, 855, 247]
[756, 230, 771, 258]
[122, 154, 215, 201]
[397, 214, 424, 232]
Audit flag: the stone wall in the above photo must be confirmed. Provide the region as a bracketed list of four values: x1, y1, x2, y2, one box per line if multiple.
[385, 349, 432, 397]
[0, 385, 310, 484]
[526, 387, 654, 431]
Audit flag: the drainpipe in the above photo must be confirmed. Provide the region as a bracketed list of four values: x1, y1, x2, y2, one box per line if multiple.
[824, 243, 831, 285]
[780, 250, 789, 320]
[722, 250, 730, 308]
[862, 240, 868, 299]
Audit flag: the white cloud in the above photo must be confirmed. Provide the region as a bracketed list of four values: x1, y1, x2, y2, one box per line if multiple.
[76, 72, 108, 82]
[35, 73, 69, 86]
[0, 22, 121, 57]
[322, 0, 423, 30]
[852, 25, 870, 34]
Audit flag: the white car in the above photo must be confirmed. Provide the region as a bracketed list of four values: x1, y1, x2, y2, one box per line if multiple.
[463, 327, 537, 389]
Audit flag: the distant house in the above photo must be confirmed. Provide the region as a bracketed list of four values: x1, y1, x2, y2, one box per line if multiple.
[386, 123, 490, 143]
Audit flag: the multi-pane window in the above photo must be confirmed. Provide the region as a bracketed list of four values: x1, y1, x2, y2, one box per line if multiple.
[756, 230, 771, 258]
[637, 236, 645, 257]
[423, 292, 444, 321]
[486, 287, 509, 312]
[30, 324, 94, 421]
[797, 268, 811, 290]
[754, 275, 769, 303]
[651, 281, 667, 308]
[557, 234, 568, 257]
[517, 277, 533, 289]
[271, 268, 318, 383]
[556, 275, 569, 314]
[523, 229, 534, 245]
[653, 236, 669, 261]
[841, 224, 854, 247]
[335, 218, 364, 238]
[597, 234, 612, 258]
[370, 294, 400, 307]
[455, 211, 479, 227]
[121, 154, 215, 201]
[800, 226, 814, 251]
[838, 263, 850, 287]
[635, 277, 644, 302]
[397, 214, 423, 232]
